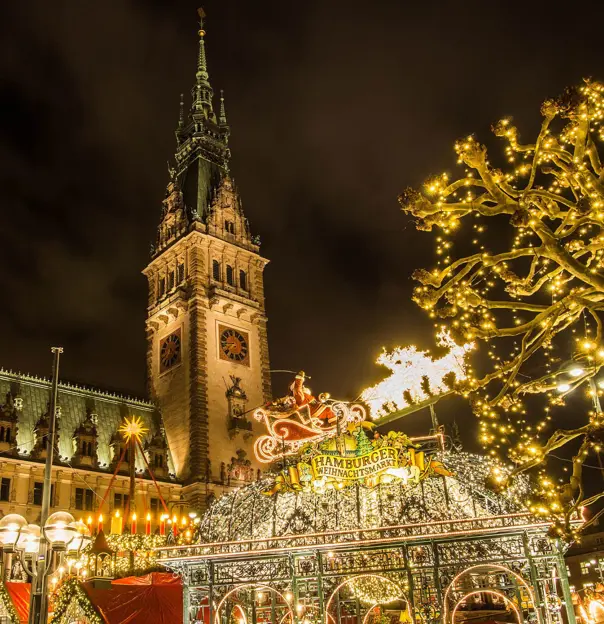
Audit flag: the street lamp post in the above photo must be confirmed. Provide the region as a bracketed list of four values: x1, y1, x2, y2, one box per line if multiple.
[0, 513, 89, 623]
[29, 346, 63, 624]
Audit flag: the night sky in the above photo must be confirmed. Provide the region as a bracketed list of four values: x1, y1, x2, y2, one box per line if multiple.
[1, 0, 603, 431]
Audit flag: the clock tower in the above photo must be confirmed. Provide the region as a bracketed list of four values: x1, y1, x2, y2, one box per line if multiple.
[143, 12, 271, 508]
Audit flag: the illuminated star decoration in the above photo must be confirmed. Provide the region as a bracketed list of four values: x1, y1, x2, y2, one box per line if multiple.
[361, 329, 474, 419]
[118, 416, 148, 443]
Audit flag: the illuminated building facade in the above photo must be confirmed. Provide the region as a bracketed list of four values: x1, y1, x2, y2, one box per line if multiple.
[0, 12, 271, 526]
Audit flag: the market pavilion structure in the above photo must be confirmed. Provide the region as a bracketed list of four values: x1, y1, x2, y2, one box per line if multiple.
[156, 396, 578, 624]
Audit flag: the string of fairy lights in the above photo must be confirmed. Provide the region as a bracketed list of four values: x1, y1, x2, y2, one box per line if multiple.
[398, 79, 604, 540]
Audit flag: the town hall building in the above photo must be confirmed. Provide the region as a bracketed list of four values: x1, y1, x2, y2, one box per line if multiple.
[0, 13, 271, 523]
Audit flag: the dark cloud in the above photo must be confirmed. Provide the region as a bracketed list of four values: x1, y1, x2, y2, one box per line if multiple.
[0, 0, 603, 425]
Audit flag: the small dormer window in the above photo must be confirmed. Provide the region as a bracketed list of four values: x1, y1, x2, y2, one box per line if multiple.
[168, 271, 175, 290]
[226, 265, 234, 286]
[177, 263, 185, 283]
[158, 277, 166, 298]
[225, 220, 235, 234]
[239, 270, 247, 291]
[212, 260, 221, 281]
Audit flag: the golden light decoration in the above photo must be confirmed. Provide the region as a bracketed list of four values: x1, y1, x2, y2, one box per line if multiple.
[348, 576, 402, 606]
[118, 416, 148, 443]
[397, 79, 604, 539]
[361, 329, 474, 418]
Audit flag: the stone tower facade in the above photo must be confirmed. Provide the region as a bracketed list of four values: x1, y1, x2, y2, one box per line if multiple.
[142, 13, 271, 509]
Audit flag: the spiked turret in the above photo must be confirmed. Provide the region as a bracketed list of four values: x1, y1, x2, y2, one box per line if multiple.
[219, 90, 230, 143]
[166, 8, 230, 229]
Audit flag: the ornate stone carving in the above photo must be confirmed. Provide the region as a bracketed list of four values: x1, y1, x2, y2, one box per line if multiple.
[226, 449, 254, 483]
[226, 376, 252, 439]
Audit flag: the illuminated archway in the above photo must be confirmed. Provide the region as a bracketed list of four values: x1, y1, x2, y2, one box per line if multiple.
[214, 583, 294, 624]
[450, 590, 521, 624]
[442, 564, 540, 624]
[362, 604, 379, 624]
[232, 604, 248, 624]
[324, 574, 411, 624]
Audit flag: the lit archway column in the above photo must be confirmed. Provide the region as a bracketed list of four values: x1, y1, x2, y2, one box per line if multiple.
[214, 584, 294, 624]
[324, 574, 411, 624]
[442, 564, 541, 624]
[450, 590, 521, 624]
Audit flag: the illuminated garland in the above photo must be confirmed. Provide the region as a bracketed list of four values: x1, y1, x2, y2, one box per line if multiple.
[348, 576, 401, 606]
[50, 578, 103, 624]
[105, 533, 166, 552]
[0, 582, 20, 624]
[398, 79, 604, 539]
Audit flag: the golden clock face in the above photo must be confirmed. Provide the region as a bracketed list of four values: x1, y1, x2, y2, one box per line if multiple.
[159, 330, 181, 372]
[219, 326, 249, 365]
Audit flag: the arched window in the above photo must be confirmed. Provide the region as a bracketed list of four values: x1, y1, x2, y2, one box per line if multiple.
[212, 260, 221, 281]
[5, 428, 10, 443]
[226, 265, 234, 286]
[239, 270, 247, 290]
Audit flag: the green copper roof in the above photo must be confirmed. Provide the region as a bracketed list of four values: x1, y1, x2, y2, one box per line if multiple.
[0, 369, 176, 478]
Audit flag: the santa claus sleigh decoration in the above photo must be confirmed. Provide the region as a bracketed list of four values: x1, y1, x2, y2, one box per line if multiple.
[253, 371, 367, 464]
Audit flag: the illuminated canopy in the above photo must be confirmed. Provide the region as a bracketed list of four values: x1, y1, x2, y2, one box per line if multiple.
[197, 451, 530, 544]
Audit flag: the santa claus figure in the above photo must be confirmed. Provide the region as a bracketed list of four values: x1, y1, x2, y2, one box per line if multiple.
[290, 371, 336, 429]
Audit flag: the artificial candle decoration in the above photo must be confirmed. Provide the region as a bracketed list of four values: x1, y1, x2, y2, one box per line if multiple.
[110, 510, 122, 535]
[131, 513, 137, 535]
[145, 513, 151, 536]
[398, 79, 604, 539]
[97, 514, 103, 533]
[160, 514, 166, 536]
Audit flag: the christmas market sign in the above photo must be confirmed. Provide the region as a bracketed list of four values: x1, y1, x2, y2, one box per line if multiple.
[254, 373, 452, 495]
[263, 426, 452, 495]
[311, 447, 399, 481]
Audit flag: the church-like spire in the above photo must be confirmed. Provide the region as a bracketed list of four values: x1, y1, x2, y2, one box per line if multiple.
[169, 8, 231, 223]
[219, 90, 228, 126]
[191, 8, 215, 121]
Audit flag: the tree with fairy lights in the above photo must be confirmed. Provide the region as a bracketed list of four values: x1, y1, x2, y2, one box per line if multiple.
[399, 79, 604, 539]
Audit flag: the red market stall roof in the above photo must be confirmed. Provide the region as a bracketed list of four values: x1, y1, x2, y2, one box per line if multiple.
[5, 583, 30, 624]
[5, 573, 184, 624]
[83, 573, 182, 624]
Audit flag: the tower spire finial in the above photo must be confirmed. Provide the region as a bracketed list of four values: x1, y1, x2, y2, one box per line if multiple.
[192, 7, 215, 120]
[219, 90, 228, 126]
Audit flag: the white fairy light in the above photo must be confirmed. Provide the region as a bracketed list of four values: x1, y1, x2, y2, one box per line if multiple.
[361, 329, 474, 419]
